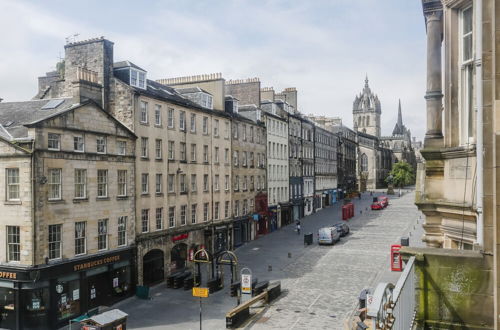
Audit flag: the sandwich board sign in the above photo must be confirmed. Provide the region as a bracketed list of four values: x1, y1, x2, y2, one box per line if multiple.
[240, 267, 252, 295]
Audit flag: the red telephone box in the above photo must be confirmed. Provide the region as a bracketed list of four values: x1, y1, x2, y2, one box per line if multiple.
[391, 244, 403, 271]
[348, 203, 354, 218]
[342, 205, 348, 220]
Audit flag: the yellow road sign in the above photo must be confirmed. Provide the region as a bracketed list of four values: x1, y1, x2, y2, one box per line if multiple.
[192, 287, 209, 298]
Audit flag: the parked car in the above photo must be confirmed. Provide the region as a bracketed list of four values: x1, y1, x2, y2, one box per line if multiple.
[371, 200, 383, 210]
[333, 222, 350, 237]
[318, 227, 341, 245]
[379, 196, 389, 208]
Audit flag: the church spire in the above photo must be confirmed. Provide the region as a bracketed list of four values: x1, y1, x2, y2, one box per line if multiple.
[364, 74, 369, 88]
[397, 99, 403, 126]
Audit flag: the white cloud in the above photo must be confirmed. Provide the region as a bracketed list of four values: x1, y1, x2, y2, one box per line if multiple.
[0, 0, 427, 139]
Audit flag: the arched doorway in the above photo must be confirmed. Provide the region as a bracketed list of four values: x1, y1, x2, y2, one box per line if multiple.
[143, 249, 164, 285]
[171, 243, 188, 271]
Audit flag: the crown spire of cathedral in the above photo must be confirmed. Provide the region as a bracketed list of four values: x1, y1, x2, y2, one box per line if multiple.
[397, 99, 403, 126]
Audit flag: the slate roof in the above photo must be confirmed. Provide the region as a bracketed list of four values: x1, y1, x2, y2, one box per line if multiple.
[113, 61, 146, 72]
[176, 87, 211, 95]
[0, 98, 76, 138]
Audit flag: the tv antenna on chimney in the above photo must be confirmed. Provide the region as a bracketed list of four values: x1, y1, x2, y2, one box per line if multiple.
[65, 33, 80, 44]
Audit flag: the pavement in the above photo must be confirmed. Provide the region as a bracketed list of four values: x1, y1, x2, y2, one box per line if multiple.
[113, 189, 423, 330]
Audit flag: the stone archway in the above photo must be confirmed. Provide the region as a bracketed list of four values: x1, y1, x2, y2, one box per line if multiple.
[143, 249, 165, 285]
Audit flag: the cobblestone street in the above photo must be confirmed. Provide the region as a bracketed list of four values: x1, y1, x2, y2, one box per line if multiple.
[116, 190, 422, 330]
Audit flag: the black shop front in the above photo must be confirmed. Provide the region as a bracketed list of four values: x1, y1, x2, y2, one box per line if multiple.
[0, 247, 135, 330]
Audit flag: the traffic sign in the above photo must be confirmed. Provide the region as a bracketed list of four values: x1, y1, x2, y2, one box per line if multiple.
[241, 274, 252, 294]
[192, 287, 209, 298]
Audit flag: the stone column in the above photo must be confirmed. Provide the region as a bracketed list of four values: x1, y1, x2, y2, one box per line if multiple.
[422, 0, 444, 148]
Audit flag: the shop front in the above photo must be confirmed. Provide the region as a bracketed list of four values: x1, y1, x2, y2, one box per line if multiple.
[0, 247, 134, 330]
[279, 203, 292, 227]
[233, 217, 250, 247]
[268, 206, 278, 232]
[291, 198, 304, 222]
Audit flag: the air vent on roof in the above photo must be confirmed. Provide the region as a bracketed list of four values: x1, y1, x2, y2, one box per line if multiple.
[41, 99, 64, 110]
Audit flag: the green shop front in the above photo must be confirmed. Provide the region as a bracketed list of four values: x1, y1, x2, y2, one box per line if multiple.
[0, 247, 134, 330]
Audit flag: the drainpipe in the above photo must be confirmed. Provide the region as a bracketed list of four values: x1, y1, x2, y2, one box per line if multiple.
[475, 0, 484, 248]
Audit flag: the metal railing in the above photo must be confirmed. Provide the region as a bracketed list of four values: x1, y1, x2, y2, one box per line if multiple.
[367, 256, 416, 329]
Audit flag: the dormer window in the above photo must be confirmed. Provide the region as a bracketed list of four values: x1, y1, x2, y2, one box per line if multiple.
[201, 93, 213, 110]
[233, 100, 238, 114]
[130, 69, 146, 89]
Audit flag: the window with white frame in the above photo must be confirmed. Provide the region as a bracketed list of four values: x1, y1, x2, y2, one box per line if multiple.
[156, 173, 162, 194]
[214, 147, 219, 163]
[459, 5, 474, 145]
[180, 205, 187, 225]
[234, 200, 240, 217]
[203, 203, 209, 222]
[117, 140, 126, 155]
[203, 117, 208, 134]
[191, 174, 197, 192]
[168, 108, 175, 128]
[97, 169, 108, 198]
[214, 175, 220, 191]
[191, 144, 197, 162]
[243, 200, 248, 215]
[141, 209, 149, 233]
[214, 119, 219, 136]
[48, 168, 62, 200]
[155, 139, 162, 159]
[243, 176, 247, 191]
[225, 121, 230, 139]
[156, 207, 163, 230]
[225, 175, 229, 191]
[98, 219, 108, 250]
[234, 175, 239, 191]
[191, 204, 197, 224]
[138, 72, 146, 89]
[225, 201, 230, 218]
[180, 174, 187, 193]
[74, 136, 84, 152]
[233, 124, 238, 139]
[203, 145, 209, 163]
[233, 151, 239, 166]
[6, 168, 19, 201]
[168, 141, 174, 160]
[214, 202, 219, 220]
[118, 216, 127, 246]
[74, 169, 86, 199]
[75, 221, 86, 255]
[180, 142, 186, 161]
[141, 137, 148, 158]
[48, 133, 60, 150]
[117, 170, 127, 196]
[155, 104, 162, 126]
[179, 111, 186, 131]
[242, 152, 247, 166]
[169, 207, 175, 228]
[7, 226, 20, 262]
[140, 101, 148, 124]
[203, 175, 209, 192]
[48, 224, 62, 259]
[168, 174, 175, 192]
[190, 113, 196, 132]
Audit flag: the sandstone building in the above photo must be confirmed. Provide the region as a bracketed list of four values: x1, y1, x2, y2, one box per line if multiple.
[0, 77, 136, 328]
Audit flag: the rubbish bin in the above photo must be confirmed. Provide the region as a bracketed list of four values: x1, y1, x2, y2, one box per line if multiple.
[304, 233, 313, 245]
[401, 236, 409, 246]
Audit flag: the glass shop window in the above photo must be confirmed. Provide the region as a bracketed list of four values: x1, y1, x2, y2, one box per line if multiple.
[55, 275, 80, 321]
[22, 284, 50, 330]
[0, 286, 16, 329]
[111, 261, 131, 299]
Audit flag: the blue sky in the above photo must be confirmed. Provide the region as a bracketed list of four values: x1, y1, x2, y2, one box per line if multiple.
[0, 0, 427, 138]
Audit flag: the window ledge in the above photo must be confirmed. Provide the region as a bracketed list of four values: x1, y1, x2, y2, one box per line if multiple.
[48, 199, 65, 204]
[96, 197, 110, 201]
[155, 193, 163, 197]
[73, 198, 88, 203]
[155, 158, 163, 162]
[180, 192, 188, 195]
[141, 194, 150, 197]
[168, 192, 176, 195]
[140, 157, 150, 161]
[117, 196, 129, 200]
[4, 200, 21, 205]
[140, 122, 150, 126]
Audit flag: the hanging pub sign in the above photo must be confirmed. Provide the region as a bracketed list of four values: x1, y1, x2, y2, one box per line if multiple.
[172, 233, 189, 242]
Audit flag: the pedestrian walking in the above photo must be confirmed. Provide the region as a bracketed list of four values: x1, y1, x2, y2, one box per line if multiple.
[296, 220, 301, 235]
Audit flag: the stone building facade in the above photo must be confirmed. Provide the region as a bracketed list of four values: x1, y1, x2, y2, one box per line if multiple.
[36, 38, 235, 287]
[313, 125, 338, 210]
[301, 119, 315, 216]
[0, 93, 136, 329]
[288, 114, 304, 221]
[405, 1, 498, 328]
[333, 124, 358, 194]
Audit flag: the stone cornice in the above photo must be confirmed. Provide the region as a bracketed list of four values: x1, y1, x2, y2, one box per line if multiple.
[420, 145, 475, 160]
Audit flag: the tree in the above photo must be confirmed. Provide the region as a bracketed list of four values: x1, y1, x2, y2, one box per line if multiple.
[387, 161, 414, 188]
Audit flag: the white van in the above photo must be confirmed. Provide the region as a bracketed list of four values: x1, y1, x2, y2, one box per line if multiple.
[318, 227, 341, 245]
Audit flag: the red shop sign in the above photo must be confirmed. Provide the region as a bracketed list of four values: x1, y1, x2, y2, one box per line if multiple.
[172, 233, 189, 242]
